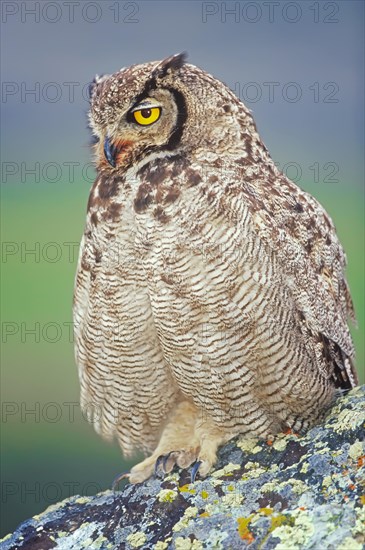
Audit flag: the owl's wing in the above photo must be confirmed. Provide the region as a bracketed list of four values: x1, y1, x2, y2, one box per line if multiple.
[239, 172, 357, 389]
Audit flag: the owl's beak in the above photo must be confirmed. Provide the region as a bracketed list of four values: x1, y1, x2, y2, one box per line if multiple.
[104, 135, 117, 167]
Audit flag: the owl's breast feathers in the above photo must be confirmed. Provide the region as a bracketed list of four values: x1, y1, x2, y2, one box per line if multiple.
[74, 150, 357, 452]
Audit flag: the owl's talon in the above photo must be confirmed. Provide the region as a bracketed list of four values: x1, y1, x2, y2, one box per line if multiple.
[111, 471, 130, 491]
[154, 455, 166, 477]
[191, 460, 202, 483]
[163, 451, 176, 473]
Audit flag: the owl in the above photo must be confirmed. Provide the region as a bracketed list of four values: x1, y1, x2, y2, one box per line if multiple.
[73, 53, 358, 484]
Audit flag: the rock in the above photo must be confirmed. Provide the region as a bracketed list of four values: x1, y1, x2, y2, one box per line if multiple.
[1, 386, 364, 550]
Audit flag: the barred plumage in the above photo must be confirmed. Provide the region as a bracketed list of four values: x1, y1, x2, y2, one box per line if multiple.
[73, 53, 358, 482]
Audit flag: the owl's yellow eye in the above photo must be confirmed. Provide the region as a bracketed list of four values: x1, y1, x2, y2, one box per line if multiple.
[133, 107, 161, 126]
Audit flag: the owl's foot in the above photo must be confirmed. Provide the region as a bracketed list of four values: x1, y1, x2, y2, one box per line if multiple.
[155, 417, 231, 482]
[128, 454, 161, 484]
[127, 447, 201, 484]
[189, 426, 230, 482]
[153, 442, 218, 482]
[124, 400, 200, 484]
[154, 453, 203, 483]
[155, 447, 200, 476]
[118, 401, 231, 485]
[113, 443, 217, 487]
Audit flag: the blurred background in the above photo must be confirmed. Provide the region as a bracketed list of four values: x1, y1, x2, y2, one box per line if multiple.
[1, 0, 364, 537]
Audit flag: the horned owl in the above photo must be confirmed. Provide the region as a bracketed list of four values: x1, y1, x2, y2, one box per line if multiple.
[73, 53, 358, 484]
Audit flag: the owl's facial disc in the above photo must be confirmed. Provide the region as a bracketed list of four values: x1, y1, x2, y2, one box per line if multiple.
[92, 73, 185, 170]
[103, 98, 164, 167]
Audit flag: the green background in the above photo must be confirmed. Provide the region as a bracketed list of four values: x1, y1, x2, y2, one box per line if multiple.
[1, 0, 364, 538]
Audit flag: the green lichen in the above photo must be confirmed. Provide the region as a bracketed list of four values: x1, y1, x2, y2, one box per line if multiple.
[55, 531, 68, 538]
[349, 441, 365, 461]
[157, 488, 177, 503]
[322, 475, 332, 488]
[210, 478, 223, 487]
[211, 463, 241, 477]
[261, 478, 308, 495]
[126, 531, 147, 548]
[90, 535, 110, 548]
[236, 437, 260, 453]
[173, 506, 199, 532]
[164, 472, 180, 483]
[221, 492, 243, 507]
[75, 496, 91, 505]
[179, 484, 196, 494]
[273, 509, 315, 550]
[32, 500, 67, 522]
[269, 513, 294, 533]
[352, 508, 365, 540]
[272, 437, 289, 452]
[242, 461, 267, 478]
[329, 408, 364, 433]
[337, 538, 363, 550]
[174, 537, 203, 550]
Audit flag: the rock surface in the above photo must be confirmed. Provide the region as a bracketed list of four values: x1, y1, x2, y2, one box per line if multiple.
[1, 385, 365, 550]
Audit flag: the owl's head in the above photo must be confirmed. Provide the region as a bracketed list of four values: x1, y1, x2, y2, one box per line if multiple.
[88, 53, 256, 173]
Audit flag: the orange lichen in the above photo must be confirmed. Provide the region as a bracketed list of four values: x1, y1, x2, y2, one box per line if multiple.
[283, 428, 299, 436]
[237, 516, 255, 542]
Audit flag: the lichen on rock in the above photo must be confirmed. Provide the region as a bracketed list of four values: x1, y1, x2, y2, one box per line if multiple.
[1, 385, 364, 549]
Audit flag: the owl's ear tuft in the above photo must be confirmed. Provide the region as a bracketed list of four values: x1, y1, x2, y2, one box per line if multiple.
[152, 52, 188, 80]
